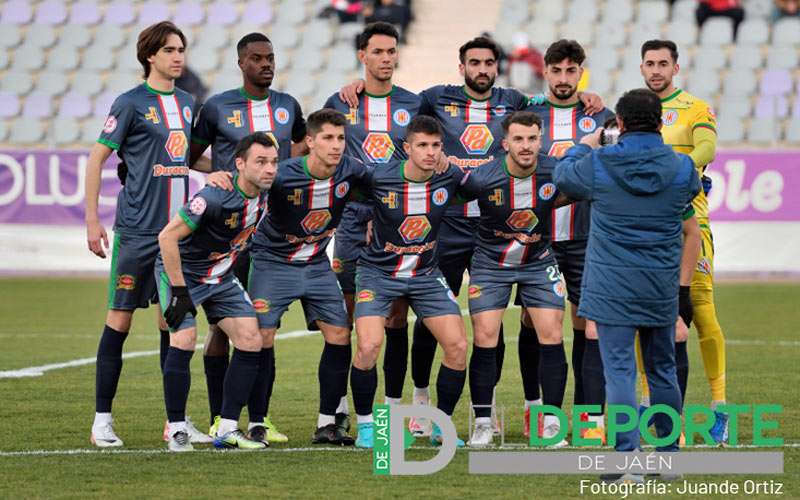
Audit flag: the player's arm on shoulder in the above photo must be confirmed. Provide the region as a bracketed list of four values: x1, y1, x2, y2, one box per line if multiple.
[452, 165, 481, 203]
[577, 91, 605, 115]
[689, 103, 717, 168]
[553, 145, 595, 200]
[338, 79, 365, 108]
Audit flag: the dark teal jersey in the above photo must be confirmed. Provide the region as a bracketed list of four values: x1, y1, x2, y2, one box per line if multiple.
[98, 83, 195, 235]
[192, 88, 305, 171]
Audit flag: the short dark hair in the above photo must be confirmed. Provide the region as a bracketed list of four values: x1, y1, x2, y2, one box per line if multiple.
[615, 89, 662, 133]
[237, 32, 272, 57]
[544, 39, 586, 66]
[357, 22, 400, 50]
[406, 115, 443, 141]
[137, 21, 186, 78]
[641, 39, 679, 63]
[306, 109, 348, 136]
[458, 36, 500, 64]
[234, 132, 277, 160]
[502, 111, 543, 134]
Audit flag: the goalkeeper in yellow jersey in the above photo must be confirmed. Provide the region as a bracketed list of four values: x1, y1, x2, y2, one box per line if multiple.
[638, 39, 728, 444]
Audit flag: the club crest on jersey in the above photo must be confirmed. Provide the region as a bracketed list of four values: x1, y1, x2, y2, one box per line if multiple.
[538, 183, 556, 200]
[553, 280, 566, 298]
[381, 191, 398, 209]
[398, 215, 431, 244]
[357, 290, 375, 303]
[116, 274, 135, 290]
[432, 187, 448, 206]
[189, 196, 207, 215]
[335, 182, 350, 198]
[274, 107, 290, 124]
[103, 115, 117, 134]
[164, 130, 188, 162]
[252, 298, 270, 313]
[506, 209, 538, 231]
[697, 257, 712, 275]
[393, 108, 411, 126]
[578, 116, 596, 133]
[226, 110, 243, 128]
[548, 140, 574, 158]
[144, 107, 160, 124]
[493, 105, 507, 117]
[301, 209, 332, 234]
[662, 110, 678, 126]
[460, 124, 494, 155]
[468, 285, 481, 299]
[332, 258, 344, 273]
[362, 132, 395, 163]
[182, 106, 192, 123]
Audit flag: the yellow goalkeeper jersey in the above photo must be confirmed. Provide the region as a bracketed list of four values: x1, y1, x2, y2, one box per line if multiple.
[660, 88, 717, 220]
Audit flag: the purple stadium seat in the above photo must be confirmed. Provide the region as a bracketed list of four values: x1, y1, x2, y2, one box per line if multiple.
[792, 98, 800, 118]
[755, 95, 789, 119]
[69, 1, 102, 25]
[759, 69, 792, 97]
[93, 91, 117, 117]
[0, 91, 21, 117]
[242, 0, 272, 25]
[22, 92, 52, 118]
[58, 91, 92, 118]
[1, 0, 33, 24]
[207, 1, 238, 25]
[105, 1, 135, 25]
[138, 1, 171, 24]
[34, 0, 68, 25]
[174, 1, 204, 26]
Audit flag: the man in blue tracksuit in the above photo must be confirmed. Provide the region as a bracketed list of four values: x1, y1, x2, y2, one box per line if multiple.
[554, 89, 701, 477]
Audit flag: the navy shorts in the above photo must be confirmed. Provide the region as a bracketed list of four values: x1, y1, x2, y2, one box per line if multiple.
[354, 264, 461, 320]
[469, 259, 566, 315]
[248, 256, 349, 330]
[437, 216, 478, 295]
[332, 256, 357, 295]
[155, 265, 256, 332]
[552, 239, 587, 306]
[107, 231, 160, 310]
[233, 247, 251, 290]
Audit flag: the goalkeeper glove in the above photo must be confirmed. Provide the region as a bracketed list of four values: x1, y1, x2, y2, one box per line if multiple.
[678, 286, 693, 327]
[164, 285, 196, 331]
[701, 175, 712, 196]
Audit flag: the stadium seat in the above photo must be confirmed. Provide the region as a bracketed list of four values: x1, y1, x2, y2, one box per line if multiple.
[269, 24, 300, 51]
[699, 17, 733, 46]
[664, 20, 698, 46]
[637, 1, 669, 24]
[0, 120, 8, 142]
[242, 0, 273, 25]
[755, 95, 789, 119]
[687, 70, 721, 96]
[0, 91, 21, 118]
[793, 93, 800, 117]
[614, 67, 644, 95]
[0, 49, 7, 70]
[531, 0, 565, 23]
[194, 26, 230, 50]
[785, 117, 800, 144]
[284, 69, 317, 99]
[765, 46, 799, 70]
[22, 92, 53, 118]
[174, 1, 205, 26]
[209, 72, 242, 96]
[593, 21, 627, 47]
[722, 70, 757, 97]
[116, 42, 142, 71]
[138, 2, 172, 24]
[628, 22, 663, 49]
[587, 69, 613, 95]
[601, 0, 634, 24]
[207, 1, 239, 25]
[717, 95, 751, 118]
[93, 90, 118, 117]
[81, 116, 106, 144]
[292, 46, 324, 72]
[23, 24, 58, 49]
[743, 0, 774, 18]
[692, 46, 727, 71]
[314, 71, 350, 101]
[760, 69, 793, 97]
[588, 48, 620, 72]
[671, 0, 696, 21]
[69, 1, 103, 25]
[729, 45, 763, 70]
[11, 44, 46, 71]
[34, 0, 68, 25]
[772, 17, 800, 46]
[335, 22, 364, 44]
[10, 119, 45, 143]
[104, 1, 136, 25]
[715, 115, 744, 143]
[275, 1, 307, 25]
[1, 71, 33, 94]
[567, 0, 598, 23]
[326, 44, 358, 72]
[57, 90, 92, 118]
[1, 0, 33, 25]
[189, 45, 221, 73]
[71, 70, 105, 96]
[559, 22, 594, 47]
[0, 25, 22, 48]
[83, 45, 116, 71]
[60, 24, 93, 48]
[94, 25, 127, 49]
[525, 23, 557, 48]
[747, 117, 780, 143]
[736, 18, 769, 46]
[48, 45, 81, 71]
[52, 117, 82, 145]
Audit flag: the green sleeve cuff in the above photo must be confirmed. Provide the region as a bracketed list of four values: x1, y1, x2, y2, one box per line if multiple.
[178, 208, 199, 231]
[97, 138, 120, 150]
[692, 123, 717, 132]
[682, 205, 696, 221]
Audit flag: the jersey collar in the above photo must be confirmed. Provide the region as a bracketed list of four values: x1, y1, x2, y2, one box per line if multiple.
[461, 86, 492, 102]
[144, 82, 174, 96]
[546, 99, 579, 109]
[660, 88, 682, 103]
[302, 156, 334, 180]
[502, 156, 536, 179]
[232, 174, 258, 199]
[400, 160, 433, 183]
[364, 85, 395, 98]
[239, 87, 270, 101]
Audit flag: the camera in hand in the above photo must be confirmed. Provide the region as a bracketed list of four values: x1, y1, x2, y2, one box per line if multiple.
[600, 126, 620, 146]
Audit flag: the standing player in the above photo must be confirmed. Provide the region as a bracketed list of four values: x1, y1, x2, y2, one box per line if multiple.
[349, 115, 476, 448]
[523, 40, 615, 440]
[156, 133, 276, 451]
[639, 39, 727, 442]
[247, 109, 370, 445]
[324, 22, 421, 414]
[85, 22, 209, 447]
[189, 32, 307, 443]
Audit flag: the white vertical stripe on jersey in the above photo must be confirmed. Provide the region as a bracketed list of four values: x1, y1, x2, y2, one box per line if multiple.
[511, 176, 534, 209]
[552, 205, 574, 241]
[404, 182, 429, 214]
[288, 242, 319, 263]
[392, 255, 420, 278]
[249, 99, 273, 132]
[309, 178, 333, 209]
[499, 240, 527, 268]
[243, 197, 259, 227]
[202, 254, 233, 284]
[465, 100, 489, 123]
[550, 107, 575, 141]
[158, 94, 183, 130]
[365, 96, 390, 131]
[168, 178, 186, 220]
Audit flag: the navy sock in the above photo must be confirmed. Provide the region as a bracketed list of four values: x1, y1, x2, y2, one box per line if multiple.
[159, 329, 169, 373]
[350, 366, 377, 416]
[495, 324, 505, 385]
[220, 349, 261, 421]
[264, 348, 276, 416]
[204, 354, 228, 424]
[383, 326, 408, 399]
[246, 349, 270, 424]
[469, 345, 496, 418]
[582, 339, 605, 414]
[436, 364, 466, 416]
[95, 325, 128, 413]
[319, 342, 352, 415]
[411, 320, 437, 389]
[539, 343, 567, 409]
[675, 341, 689, 410]
[572, 328, 586, 405]
[518, 322, 540, 401]
[163, 346, 194, 422]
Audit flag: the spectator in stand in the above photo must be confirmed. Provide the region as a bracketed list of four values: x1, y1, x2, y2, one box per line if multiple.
[695, 0, 745, 39]
[364, 0, 411, 41]
[506, 33, 545, 94]
[773, 0, 800, 18]
[320, 0, 364, 23]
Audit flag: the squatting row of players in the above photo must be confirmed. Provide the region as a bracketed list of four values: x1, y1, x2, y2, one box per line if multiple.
[85, 20, 728, 450]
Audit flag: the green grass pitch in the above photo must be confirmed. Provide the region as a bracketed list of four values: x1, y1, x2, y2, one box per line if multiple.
[0, 278, 798, 499]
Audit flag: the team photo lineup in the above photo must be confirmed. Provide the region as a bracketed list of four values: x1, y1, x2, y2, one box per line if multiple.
[76, 14, 736, 464]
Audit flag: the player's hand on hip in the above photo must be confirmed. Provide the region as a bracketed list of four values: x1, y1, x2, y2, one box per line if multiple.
[206, 171, 233, 190]
[164, 286, 196, 331]
[578, 92, 604, 115]
[580, 128, 603, 149]
[87, 220, 109, 258]
[339, 79, 365, 108]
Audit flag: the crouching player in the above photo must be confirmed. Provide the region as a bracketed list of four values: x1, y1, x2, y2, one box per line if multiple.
[155, 133, 277, 451]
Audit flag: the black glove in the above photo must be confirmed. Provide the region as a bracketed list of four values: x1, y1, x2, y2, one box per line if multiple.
[164, 286, 196, 330]
[117, 161, 128, 185]
[678, 286, 693, 327]
[701, 175, 712, 196]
